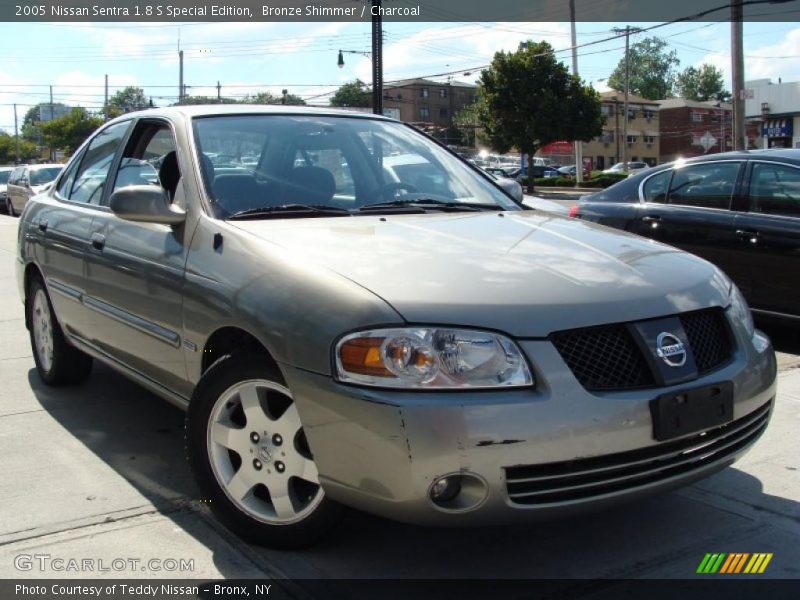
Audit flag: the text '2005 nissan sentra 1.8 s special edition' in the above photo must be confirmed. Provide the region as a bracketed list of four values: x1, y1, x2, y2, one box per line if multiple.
[15, 106, 777, 548]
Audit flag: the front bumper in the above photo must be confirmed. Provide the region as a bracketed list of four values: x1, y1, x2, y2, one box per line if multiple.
[283, 331, 777, 526]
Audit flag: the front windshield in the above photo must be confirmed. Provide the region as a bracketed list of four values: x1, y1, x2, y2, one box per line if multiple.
[30, 167, 62, 186]
[192, 115, 519, 218]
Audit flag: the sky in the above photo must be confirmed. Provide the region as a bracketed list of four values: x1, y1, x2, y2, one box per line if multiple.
[1, 18, 800, 135]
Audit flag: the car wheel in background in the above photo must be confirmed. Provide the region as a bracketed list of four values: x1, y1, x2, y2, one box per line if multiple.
[187, 355, 344, 548]
[26, 276, 93, 385]
[5, 197, 15, 217]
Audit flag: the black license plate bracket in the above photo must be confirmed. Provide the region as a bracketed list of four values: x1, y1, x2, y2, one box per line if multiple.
[650, 381, 734, 441]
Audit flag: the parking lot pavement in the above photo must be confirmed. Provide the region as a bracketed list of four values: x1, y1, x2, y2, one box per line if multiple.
[0, 213, 798, 588]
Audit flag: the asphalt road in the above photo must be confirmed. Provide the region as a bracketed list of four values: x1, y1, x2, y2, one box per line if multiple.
[0, 213, 798, 591]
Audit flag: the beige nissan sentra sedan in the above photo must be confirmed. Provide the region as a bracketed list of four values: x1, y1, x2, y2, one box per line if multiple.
[15, 106, 777, 548]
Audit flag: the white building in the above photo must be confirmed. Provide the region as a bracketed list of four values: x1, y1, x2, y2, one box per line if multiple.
[745, 78, 800, 149]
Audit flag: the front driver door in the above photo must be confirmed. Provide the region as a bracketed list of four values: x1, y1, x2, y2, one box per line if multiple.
[82, 119, 191, 396]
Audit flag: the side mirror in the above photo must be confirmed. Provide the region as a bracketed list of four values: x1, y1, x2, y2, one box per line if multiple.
[109, 185, 186, 225]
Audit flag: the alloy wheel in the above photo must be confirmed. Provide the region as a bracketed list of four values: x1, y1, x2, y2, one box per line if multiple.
[32, 288, 54, 372]
[206, 379, 323, 525]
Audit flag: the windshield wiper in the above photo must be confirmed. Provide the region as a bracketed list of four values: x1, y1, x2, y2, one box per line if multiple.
[357, 199, 502, 212]
[227, 204, 351, 220]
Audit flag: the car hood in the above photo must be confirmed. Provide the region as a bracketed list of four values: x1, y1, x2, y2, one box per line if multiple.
[231, 211, 730, 337]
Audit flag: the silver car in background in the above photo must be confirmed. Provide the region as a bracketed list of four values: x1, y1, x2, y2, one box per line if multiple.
[5, 163, 63, 216]
[16, 106, 776, 548]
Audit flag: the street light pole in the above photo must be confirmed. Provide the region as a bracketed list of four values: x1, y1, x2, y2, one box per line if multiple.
[570, 0, 583, 183]
[731, 0, 746, 150]
[371, 0, 383, 115]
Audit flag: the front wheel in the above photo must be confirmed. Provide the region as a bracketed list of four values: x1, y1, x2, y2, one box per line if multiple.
[186, 355, 344, 548]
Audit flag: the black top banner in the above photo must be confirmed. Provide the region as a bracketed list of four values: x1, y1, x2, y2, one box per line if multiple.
[3, 0, 800, 22]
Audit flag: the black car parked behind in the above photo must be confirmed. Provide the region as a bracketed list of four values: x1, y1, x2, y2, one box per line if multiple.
[571, 149, 800, 322]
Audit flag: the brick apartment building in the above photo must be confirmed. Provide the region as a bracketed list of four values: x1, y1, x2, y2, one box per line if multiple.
[580, 91, 660, 170]
[382, 78, 477, 128]
[656, 98, 735, 162]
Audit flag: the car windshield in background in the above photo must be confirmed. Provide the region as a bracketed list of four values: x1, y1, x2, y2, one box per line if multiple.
[192, 115, 518, 218]
[0, 171, 10, 184]
[29, 167, 62, 186]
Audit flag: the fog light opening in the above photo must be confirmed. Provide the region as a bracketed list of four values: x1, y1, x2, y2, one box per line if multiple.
[430, 476, 462, 505]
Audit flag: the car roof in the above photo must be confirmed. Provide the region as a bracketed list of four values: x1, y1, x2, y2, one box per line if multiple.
[382, 153, 428, 167]
[105, 104, 393, 125]
[28, 163, 63, 169]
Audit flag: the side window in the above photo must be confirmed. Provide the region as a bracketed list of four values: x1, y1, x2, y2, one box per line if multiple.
[750, 162, 800, 217]
[111, 124, 180, 202]
[68, 121, 130, 205]
[642, 170, 671, 203]
[56, 150, 86, 199]
[668, 162, 740, 210]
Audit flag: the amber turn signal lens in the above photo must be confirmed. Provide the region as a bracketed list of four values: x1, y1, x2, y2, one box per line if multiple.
[339, 337, 395, 378]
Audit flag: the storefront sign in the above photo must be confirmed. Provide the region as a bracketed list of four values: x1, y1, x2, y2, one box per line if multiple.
[762, 119, 793, 138]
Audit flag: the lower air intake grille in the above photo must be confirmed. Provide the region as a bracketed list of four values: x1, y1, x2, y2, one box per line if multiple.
[505, 400, 771, 505]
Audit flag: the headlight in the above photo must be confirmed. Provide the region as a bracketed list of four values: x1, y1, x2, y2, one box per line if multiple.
[728, 283, 754, 339]
[335, 327, 533, 389]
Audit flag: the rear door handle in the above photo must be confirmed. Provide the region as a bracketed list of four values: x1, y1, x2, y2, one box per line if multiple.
[736, 229, 759, 244]
[38, 220, 48, 232]
[90, 232, 106, 251]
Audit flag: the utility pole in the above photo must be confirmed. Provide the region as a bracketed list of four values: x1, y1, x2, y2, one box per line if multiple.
[371, 0, 383, 115]
[49, 85, 54, 161]
[217, 81, 221, 101]
[612, 26, 636, 173]
[731, 0, 746, 150]
[570, 0, 583, 183]
[179, 49, 184, 104]
[614, 96, 621, 164]
[104, 74, 109, 120]
[13, 104, 19, 165]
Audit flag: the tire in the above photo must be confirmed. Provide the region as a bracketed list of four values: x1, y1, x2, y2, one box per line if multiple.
[5, 197, 15, 217]
[187, 355, 344, 548]
[27, 275, 93, 385]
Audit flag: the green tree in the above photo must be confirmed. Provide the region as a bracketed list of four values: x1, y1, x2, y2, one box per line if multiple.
[676, 64, 730, 102]
[477, 40, 603, 192]
[329, 79, 371, 108]
[608, 36, 680, 100]
[105, 86, 150, 118]
[40, 108, 103, 155]
[177, 95, 240, 105]
[453, 98, 486, 147]
[243, 91, 306, 105]
[21, 103, 68, 143]
[0, 132, 38, 163]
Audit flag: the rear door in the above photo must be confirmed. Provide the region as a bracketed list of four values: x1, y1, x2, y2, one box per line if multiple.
[38, 120, 132, 338]
[735, 160, 800, 317]
[632, 160, 749, 295]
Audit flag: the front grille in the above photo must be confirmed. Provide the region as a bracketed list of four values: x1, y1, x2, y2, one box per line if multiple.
[680, 308, 733, 374]
[505, 400, 771, 505]
[550, 308, 734, 391]
[550, 326, 655, 391]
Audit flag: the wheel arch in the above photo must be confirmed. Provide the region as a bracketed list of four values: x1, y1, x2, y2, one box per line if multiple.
[200, 326, 281, 378]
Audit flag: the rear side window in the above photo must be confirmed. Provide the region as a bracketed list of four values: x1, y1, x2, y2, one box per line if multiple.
[642, 170, 671, 203]
[68, 120, 130, 205]
[749, 162, 800, 218]
[668, 162, 740, 209]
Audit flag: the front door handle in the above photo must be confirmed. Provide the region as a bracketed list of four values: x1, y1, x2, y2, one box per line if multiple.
[736, 229, 759, 244]
[38, 220, 48, 232]
[90, 232, 106, 251]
